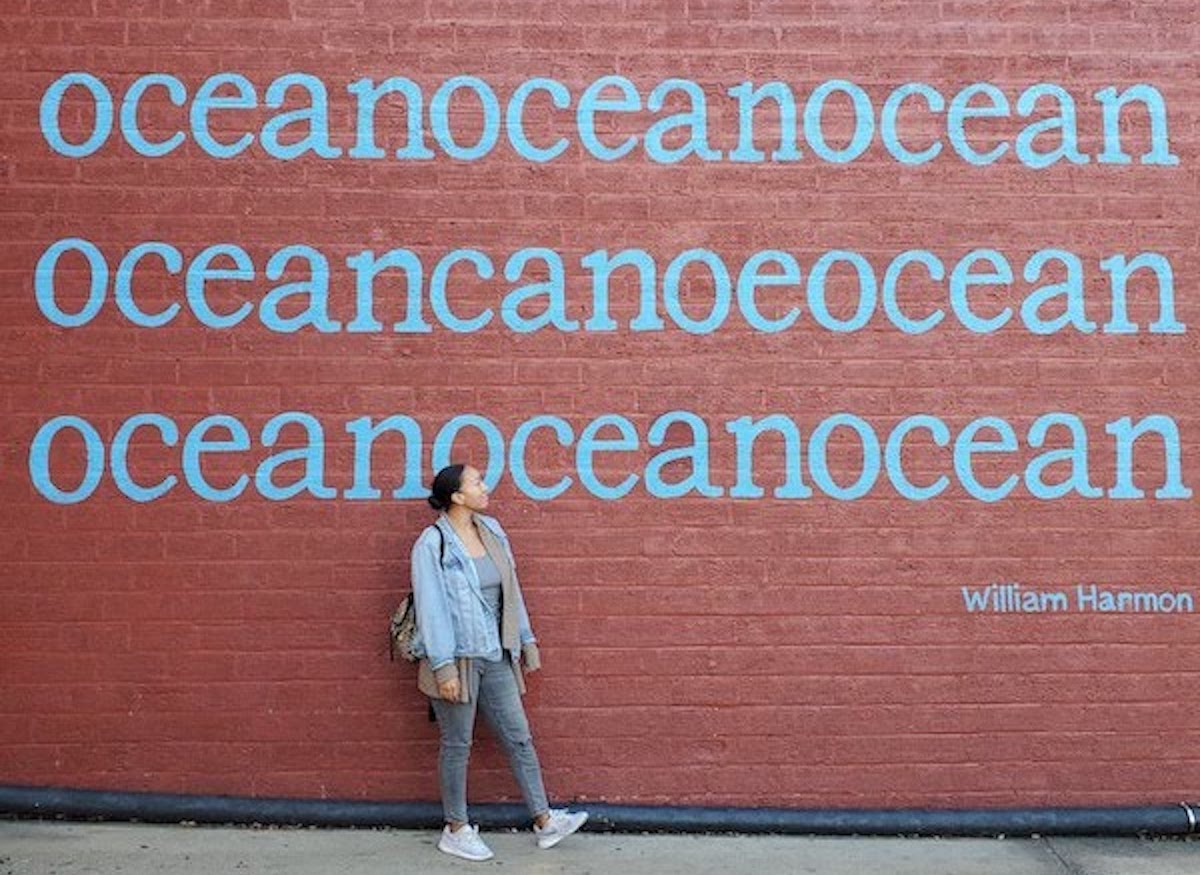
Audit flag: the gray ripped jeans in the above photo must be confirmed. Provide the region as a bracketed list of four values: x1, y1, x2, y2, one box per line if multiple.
[430, 656, 550, 825]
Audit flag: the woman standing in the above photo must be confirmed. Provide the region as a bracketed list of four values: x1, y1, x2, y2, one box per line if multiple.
[411, 463, 588, 862]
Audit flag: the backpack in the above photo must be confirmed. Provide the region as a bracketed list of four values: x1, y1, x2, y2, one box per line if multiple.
[389, 527, 445, 662]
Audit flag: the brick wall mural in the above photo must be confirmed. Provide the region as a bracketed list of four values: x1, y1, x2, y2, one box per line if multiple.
[2, 0, 1197, 809]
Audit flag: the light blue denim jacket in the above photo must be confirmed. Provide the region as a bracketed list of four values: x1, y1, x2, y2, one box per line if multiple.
[410, 513, 536, 673]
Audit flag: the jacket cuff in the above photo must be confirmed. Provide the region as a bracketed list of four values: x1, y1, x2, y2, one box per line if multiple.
[521, 642, 541, 673]
[433, 662, 458, 685]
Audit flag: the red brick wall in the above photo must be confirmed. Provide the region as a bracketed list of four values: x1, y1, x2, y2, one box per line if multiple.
[2, 0, 1198, 810]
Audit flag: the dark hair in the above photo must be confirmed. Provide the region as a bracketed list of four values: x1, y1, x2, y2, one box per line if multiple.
[428, 464, 465, 511]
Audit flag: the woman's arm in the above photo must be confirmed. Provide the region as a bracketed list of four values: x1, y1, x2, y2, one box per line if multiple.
[410, 529, 458, 683]
[486, 517, 541, 670]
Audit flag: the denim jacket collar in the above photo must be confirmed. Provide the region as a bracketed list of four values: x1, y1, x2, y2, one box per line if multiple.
[433, 513, 507, 606]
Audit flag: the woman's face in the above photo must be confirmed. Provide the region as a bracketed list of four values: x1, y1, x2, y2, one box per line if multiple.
[453, 466, 489, 512]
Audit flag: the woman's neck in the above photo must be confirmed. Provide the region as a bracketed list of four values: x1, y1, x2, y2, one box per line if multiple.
[446, 506, 474, 531]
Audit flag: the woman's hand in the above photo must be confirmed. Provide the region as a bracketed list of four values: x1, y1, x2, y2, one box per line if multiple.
[438, 677, 461, 701]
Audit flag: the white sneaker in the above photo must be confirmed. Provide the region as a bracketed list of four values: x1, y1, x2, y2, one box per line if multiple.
[533, 808, 589, 849]
[437, 824, 494, 861]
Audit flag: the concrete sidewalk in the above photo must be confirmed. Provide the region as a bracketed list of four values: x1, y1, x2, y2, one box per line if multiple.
[2, 821, 1199, 875]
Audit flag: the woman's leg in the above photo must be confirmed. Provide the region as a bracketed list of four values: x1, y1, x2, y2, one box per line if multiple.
[476, 658, 550, 820]
[430, 665, 481, 827]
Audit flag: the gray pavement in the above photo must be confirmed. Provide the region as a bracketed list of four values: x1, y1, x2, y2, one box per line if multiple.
[2, 821, 1199, 875]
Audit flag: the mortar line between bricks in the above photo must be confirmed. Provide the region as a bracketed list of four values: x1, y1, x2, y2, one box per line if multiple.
[1042, 837, 1089, 875]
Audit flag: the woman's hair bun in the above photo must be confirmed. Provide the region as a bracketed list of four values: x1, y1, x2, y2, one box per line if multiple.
[428, 464, 464, 513]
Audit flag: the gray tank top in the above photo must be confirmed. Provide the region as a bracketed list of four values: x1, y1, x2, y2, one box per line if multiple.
[472, 553, 503, 621]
